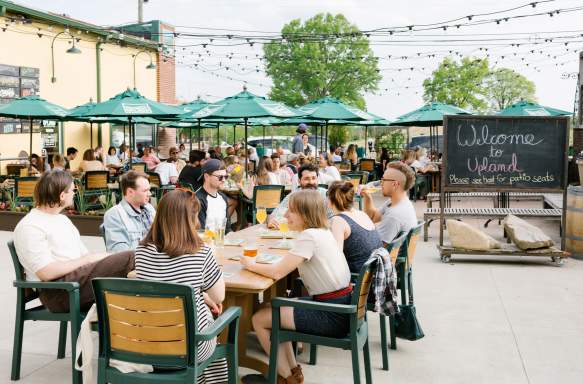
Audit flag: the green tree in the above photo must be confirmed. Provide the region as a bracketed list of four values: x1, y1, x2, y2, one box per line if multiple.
[423, 57, 490, 112]
[263, 13, 381, 109]
[484, 68, 536, 111]
[328, 125, 349, 147]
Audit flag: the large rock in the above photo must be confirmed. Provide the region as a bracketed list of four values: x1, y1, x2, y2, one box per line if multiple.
[503, 214, 554, 250]
[447, 220, 501, 250]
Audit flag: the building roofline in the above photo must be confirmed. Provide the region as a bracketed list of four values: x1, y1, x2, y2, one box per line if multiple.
[0, 0, 159, 50]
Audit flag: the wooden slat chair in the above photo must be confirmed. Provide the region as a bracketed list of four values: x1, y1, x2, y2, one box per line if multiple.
[335, 161, 352, 171]
[309, 234, 407, 371]
[130, 162, 147, 172]
[252, 185, 285, 224]
[390, 221, 424, 350]
[7, 164, 27, 177]
[92, 278, 241, 384]
[147, 171, 164, 201]
[79, 171, 110, 212]
[14, 176, 39, 208]
[343, 173, 366, 210]
[8, 240, 83, 384]
[269, 258, 378, 384]
[358, 159, 376, 180]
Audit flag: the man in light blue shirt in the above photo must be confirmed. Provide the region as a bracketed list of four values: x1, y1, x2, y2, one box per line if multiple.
[268, 163, 332, 229]
[103, 171, 155, 252]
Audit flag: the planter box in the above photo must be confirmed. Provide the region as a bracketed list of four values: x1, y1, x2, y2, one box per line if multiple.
[0, 211, 103, 236]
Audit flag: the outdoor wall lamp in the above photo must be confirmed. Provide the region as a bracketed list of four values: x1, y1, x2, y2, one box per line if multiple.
[133, 50, 157, 89]
[51, 31, 81, 83]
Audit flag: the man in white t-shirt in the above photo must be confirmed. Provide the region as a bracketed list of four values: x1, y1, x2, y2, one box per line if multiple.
[13, 170, 134, 313]
[195, 158, 231, 233]
[155, 157, 179, 185]
[361, 161, 418, 244]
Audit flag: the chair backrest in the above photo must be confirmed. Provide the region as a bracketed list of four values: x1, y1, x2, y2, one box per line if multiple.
[92, 278, 197, 367]
[384, 232, 408, 266]
[7, 240, 25, 282]
[405, 221, 424, 267]
[147, 172, 161, 188]
[359, 159, 375, 172]
[7, 164, 26, 176]
[15, 177, 38, 199]
[253, 185, 285, 209]
[84, 171, 109, 190]
[99, 223, 106, 244]
[131, 163, 147, 172]
[335, 161, 351, 171]
[351, 257, 378, 327]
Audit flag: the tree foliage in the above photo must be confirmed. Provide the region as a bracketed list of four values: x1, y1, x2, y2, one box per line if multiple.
[484, 68, 536, 111]
[263, 13, 381, 109]
[422, 57, 490, 112]
[328, 125, 349, 147]
[422, 57, 537, 113]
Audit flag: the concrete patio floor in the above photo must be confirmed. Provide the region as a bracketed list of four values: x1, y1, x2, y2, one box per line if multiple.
[1, 196, 582, 383]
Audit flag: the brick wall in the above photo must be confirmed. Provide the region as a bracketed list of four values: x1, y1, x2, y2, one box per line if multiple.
[156, 22, 176, 158]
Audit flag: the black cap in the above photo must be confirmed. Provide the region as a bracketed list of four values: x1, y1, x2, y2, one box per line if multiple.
[198, 159, 222, 181]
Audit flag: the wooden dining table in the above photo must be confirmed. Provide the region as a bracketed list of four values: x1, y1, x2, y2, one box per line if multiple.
[214, 224, 298, 375]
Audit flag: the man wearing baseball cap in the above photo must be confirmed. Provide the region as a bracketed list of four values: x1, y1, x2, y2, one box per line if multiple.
[195, 159, 231, 233]
[292, 123, 308, 154]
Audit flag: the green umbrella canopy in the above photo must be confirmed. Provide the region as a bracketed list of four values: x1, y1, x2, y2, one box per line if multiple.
[192, 89, 304, 119]
[161, 121, 215, 128]
[389, 102, 472, 127]
[67, 101, 160, 124]
[76, 89, 182, 118]
[179, 98, 210, 114]
[0, 95, 69, 119]
[497, 101, 571, 116]
[298, 97, 377, 121]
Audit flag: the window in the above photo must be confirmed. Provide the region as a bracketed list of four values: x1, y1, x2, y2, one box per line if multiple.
[0, 64, 41, 134]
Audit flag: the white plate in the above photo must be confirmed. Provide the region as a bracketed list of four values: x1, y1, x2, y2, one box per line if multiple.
[229, 253, 283, 264]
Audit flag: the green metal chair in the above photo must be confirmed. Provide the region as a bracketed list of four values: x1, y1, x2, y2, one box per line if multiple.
[251, 185, 284, 225]
[268, 258, 379, 384]
[8, 240, 83, 384]
[130, 162, 148, 173]
[13, 176, 38, 208]
[92, 278, 241, 384]
[77, 171, 111, 212]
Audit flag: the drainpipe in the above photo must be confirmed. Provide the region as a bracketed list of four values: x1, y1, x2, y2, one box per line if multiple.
[96, 41, 102, 146]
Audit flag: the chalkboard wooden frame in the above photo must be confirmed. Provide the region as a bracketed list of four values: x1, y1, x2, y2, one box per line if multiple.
[439, 115, 570, 250]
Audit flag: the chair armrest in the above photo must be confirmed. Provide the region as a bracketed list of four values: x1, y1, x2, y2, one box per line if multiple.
[271, 297, 356, 314]
[14, 280, 80, 291]
[196, 306, 241, 342]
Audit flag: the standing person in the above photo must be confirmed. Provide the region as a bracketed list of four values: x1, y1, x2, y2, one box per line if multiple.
[361, 161, 417, 244]
[141, 147, 160, 171]
[246, 189, 351, 384]
[135, 189, 228, 383]
[328, 180, 382, 273]
[13, 170, 134, 312]
[179, 150, 206, 191]
[103, 171, 155, 252]
[65, 147, 78, 170]
[78, 149, 106, 172]
[195, 159, 231, 233]
[292, 123, 307, 154]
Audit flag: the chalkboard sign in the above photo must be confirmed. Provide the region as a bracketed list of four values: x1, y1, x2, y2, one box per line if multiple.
[443, 115, 568, 192]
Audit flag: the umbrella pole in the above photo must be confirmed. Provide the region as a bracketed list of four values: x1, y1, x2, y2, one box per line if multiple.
[315, 125, 318, 156]
[244, 118, 248, 179]
[217, 123, 220, 147]
[129, 117, 133, 167]
[198, 119, 201, 150]
[189, 127, 192, 151]
[123, 124, 126, 145]
[262, 125, 265, 145]
[233, 124, 236, 146]
[90, 122, 93, 149]
[325, 121, 329, 156]
[28, 117, 33, 173]
[364, 125, 368, 157]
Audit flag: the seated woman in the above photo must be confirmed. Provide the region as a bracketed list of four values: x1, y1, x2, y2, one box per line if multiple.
[78, 149, 106, 173]
[271, 153, 292, 185]
[344, 144, 358, 170]
[328, 180, 382, 273]
[135, 189, 228, 383]
[105, 146, 122, 171]
[318, 152, 341, 184]
[246, 189, 352, 384]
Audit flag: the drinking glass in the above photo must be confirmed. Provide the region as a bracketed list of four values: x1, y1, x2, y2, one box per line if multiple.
[216, 218, 227, 247]
[256, 206, 267, 226]
[279, 217, 290, 248]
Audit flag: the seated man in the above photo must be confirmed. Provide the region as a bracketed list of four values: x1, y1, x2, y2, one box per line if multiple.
[195, 159, 231, 233]
[103, 170, 156, 252]
[155, 156, 179, 185]
[268, 163, 331, 229]
[361, 161, 418, 244]
[13, 170, 134, 313]
[179, 149, 205, 191]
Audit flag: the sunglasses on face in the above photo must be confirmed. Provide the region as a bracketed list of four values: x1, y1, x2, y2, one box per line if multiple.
[211, 174, 227, 181]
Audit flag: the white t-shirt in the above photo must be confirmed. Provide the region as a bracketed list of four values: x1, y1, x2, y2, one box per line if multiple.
[376, 198, 418, 243]
[289, 228, 351, 296]
[267, 172, 280, 185]
[205, 193, 227, 228]
[322, 166, 341, 182]
[155, 162, 179, 185]
[13, 209, 89, 281]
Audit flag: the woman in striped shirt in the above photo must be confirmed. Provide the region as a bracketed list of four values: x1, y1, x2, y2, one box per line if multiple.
[135, 189, 227, 383]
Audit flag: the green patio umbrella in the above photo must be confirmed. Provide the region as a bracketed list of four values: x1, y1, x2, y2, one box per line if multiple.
[330, 112, 392, 155]
[390, 101, 472, 156]
[73, 89, 182, 164]
[497, 100, 571, 116]
[192, 87, 303, 173]
[0, 95, 70, 171]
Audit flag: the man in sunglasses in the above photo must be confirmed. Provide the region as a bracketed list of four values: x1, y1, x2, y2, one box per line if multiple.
[195, 158, 231, 233]
[361, 161, 418, 244]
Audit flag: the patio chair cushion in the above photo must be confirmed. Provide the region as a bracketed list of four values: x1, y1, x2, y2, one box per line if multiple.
[446, 219, 501, 251]
[503, 214, 554, 250]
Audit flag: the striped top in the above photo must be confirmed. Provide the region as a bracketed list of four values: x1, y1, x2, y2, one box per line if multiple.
[135, 243, 226, 384]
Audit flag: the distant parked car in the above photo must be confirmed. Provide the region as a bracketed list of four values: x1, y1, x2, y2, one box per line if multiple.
[409, 135, 443, 152]
[247, 135, 328, 156]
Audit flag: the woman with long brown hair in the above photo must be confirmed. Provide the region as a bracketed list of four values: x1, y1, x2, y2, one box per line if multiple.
[135, 189, 227, 383]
